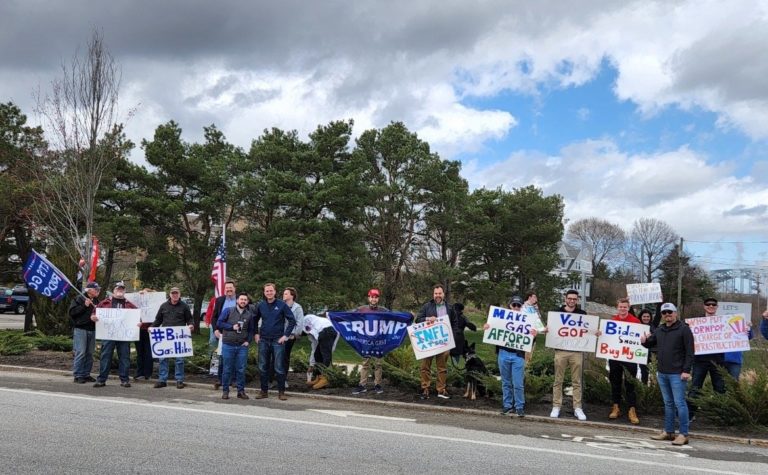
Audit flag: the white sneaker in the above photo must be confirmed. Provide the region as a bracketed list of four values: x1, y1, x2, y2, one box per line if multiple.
[574, 408, 587, 421]
[549, 407, 560, 418]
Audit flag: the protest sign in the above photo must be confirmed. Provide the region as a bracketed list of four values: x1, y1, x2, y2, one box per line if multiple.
[482, 306, 535, 353]
[148, 326, 194, 358]
[328, 311, 412, 358]
[687, 315, 751, 355]
[525, 309, 546, 332]
[95, 308, 141, 341]
[407, 316, 455, 360]
[125, 291, 167, 323]
[544, 311, 600, 352]
[626, 283, 663, 305]
[595, 319, 649, 364]
[719, 301, 752, 319]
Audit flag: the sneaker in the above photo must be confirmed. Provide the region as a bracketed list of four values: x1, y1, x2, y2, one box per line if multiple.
[278, 392, 288, 401]
[352, 385, 368, 395]
[549, 407, 560, 418]
[84, 376, 96, 382]
[237, 391, 249, 400]
[672, 434, 689, 446]
[501, 407, 514, 416]
[254, 391, 268, 399]
[176, 382, 186, 389]
[120, 381, 131, 388]
[419, 390, 430, 400]
[574, 408, 587, 421]
[374, 384, 384, 394]
[437, 392, 451, 400]
[153, 382, 167, 388]
[515, 408, 525, 418]
[650, 431, 675, 441]
[93, 382, 105, 388]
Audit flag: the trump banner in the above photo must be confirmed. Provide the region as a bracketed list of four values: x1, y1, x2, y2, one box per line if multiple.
[22, 249, 73, 302]
[482, 305, 535, 352]
[328, 311, 412, 358]
[544, 311, 600, 352]
[595, 319, 650, 364]
[687, 314, 751, 355]
[407, 316, 455, 360]
[95, 308, 141, 341]
[148, 326, 194, 358]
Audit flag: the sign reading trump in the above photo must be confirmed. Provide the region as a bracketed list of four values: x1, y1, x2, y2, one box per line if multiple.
[328, 311, 412, 358]
[482, 305, 535, 352]
[408, 316, 455, 360]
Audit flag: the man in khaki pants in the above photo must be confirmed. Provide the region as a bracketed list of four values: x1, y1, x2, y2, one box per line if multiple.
[550, 289, 587, 421]
[351, 289, 389, 395]
[416, 284, 457, 400]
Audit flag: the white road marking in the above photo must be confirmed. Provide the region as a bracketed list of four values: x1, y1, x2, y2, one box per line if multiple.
[0, 387, 750, 474]
[309, 409, 416, 421]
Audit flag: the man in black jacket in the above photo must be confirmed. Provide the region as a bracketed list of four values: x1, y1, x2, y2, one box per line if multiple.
[69, 282, 101, 383]
[416, 284, 458, 400]
[641, 302, 694, 446]
[152, 287, 194, 389]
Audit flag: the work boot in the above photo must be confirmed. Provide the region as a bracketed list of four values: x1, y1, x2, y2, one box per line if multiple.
[307, 378, 318, 387]
[608, 404, 621, 419]
[628, 407, 640, 425]
[672, 434, 689, 446]
[278, 392, 288, 401]
[650, 431, 674, 441]
[312, 375, 329, 390]
[254, 390, 268, 399]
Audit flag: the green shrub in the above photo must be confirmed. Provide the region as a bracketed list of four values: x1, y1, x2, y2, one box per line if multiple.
[695, 367, 768, 429]
[582, 357, 612, 405]
[320, 364, 354, 388]
[526, 372, 555, 403]
[634, 362, 664, 414]
[0, 332, 34, 356]
[27, 331, 73, 352]
[290, 348, 310, 373]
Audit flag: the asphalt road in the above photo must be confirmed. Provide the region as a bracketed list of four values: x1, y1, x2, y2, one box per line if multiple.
[1, 370, 767, 474]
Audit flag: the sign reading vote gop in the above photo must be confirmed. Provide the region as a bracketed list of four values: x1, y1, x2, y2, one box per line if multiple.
[149, 326, 194, 358]
[95, 308, 141, 341]
[626, 283, 663, 305]
[482, 306, 535, 352]
[596, 319, 650, 364]
[687, 315, 751, 355]
[544, 312, 600, 352]
[408, 316, 455, 360]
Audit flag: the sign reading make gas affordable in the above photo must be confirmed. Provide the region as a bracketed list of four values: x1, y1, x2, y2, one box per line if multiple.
[687, 314, 751, 355]
[407, 316, 455, 360]
[595, 319, 650, 364]
[149, 326, 194, 358]
[482, 306, 535, 352]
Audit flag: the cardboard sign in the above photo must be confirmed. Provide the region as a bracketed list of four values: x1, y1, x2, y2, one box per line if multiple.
[719, 302, 752, 319]
[148, 326, 194, 358]
[595, 319, 650, 364]
[687, 315, 751, 355]
[95, 308, 141, 341]
[544, 311, 600, 352]
[125, 291, 167, 323]
[408, 316, 455, 360]
[626, 283, 663, 305]
[482, 306, 535, 353]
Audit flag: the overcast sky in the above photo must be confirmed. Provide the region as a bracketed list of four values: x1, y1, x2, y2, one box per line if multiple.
[2, 0, 766, 273]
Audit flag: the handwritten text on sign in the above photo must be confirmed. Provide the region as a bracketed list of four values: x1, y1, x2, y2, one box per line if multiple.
[626, 283, 663, 305]
[544, 312, 600, 352]
[687, 314, 751, 355]
[95, 308, 141, 341]
[125, 291, 167, 323]
[408, 316, 455, 360]
[482, 306, 535, 352]
[149, 326, 194, 358]
[595, 319, 649, 364]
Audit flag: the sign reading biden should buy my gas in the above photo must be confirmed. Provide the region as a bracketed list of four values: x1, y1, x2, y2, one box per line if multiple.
[483, 306, 535, 352]
[595, 319, 649, 364]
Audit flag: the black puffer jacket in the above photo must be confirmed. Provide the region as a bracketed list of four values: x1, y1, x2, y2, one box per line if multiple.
[69, 294, 100, 331]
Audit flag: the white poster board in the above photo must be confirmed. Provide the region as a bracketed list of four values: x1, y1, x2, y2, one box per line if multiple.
[149, 326, 194, 358]
[95, 308, 141, 341]
[626, 283, 663, 305]
[482, 306, 535, 353]
[719, 302, 752, 319]
[125, 291, 167, 323]
[595, 319, 650, 364]
[408, 316, 455, 360]
[687, 315, 751, 355]
[544, 311, 600, 352]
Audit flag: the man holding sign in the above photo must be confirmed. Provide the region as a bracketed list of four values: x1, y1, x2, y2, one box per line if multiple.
[151, 287, 194, 389]
[603, 297, 641, 424]
[92, 282, 139, 388]
[416, 284, 457, 400]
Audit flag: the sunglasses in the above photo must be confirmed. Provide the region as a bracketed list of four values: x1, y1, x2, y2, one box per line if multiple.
[704, 303, 717, 307]
[661, 310, 674, 315]
[511, 304, 522, 308]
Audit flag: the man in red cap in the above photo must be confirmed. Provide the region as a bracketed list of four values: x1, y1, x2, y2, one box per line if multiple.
[352, 288, 390, 395]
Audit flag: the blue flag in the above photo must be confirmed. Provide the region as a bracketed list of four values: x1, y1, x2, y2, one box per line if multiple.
[22, 250, 72, 302]
[328, 311, 413, 358]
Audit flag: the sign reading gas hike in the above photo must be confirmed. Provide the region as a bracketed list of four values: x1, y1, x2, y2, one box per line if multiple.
[482, 306, 534, 352]
[407, 316, 455, 360]
[149, 326, 194, 359]
[595, 319, 649, 364]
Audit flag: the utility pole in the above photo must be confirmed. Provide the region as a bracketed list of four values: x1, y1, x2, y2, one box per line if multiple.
[676, 237, 684, 308]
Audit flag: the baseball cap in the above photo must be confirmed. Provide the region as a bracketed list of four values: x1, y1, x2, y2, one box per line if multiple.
[703, 297, 718, 305]
[169, 287, 180, 293]
[85, 282, 100, 290]
[368, 289, 380, 297]
[660, 302, 677, 312]
[113, 281, 126, 289]
[509, 295, 523, 306]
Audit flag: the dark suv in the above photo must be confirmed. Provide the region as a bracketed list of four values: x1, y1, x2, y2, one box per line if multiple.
[0, 287, 29, 314]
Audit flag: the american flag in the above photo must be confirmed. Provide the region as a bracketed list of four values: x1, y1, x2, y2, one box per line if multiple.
[211, 236, 226, 298]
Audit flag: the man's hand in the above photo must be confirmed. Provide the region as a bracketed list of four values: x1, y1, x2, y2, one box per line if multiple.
[427, 316, 437, 324]
[242, 341, 249, 347]
[254, 334, 260, 344]
[483, 323, 490, 330]
[640, 332, 648, 344]
[84, 298, 93, 307]
[530, 328, 538, 338]
[681, 372, 691, 381]
[214, 330, 221, 339]
[90, 315, 99, 322]
[188, 324, 194, 333]
[278, 336, 287, 345]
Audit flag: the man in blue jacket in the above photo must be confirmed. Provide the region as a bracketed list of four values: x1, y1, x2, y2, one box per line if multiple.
[254, 282, 296, 400]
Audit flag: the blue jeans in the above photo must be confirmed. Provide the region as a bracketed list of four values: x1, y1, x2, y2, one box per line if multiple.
[72, 328, 95, 378]
[657, 372, 689, 435]
[97, 340, 131, 383]
[158, 357, 185, 383]
[258, 337, 286, 392]
[222, 343, 249, 392]
[724, 362, 741, 380]
[498, 350, 525, 411]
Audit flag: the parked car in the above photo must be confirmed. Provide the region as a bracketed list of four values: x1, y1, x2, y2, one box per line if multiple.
[0, 287, 29, 314]
[182, 297, 194, 313]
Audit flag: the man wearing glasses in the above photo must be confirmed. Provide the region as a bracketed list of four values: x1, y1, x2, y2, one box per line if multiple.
[549, 289, 588, 421]
[687, 297, 726, 422]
